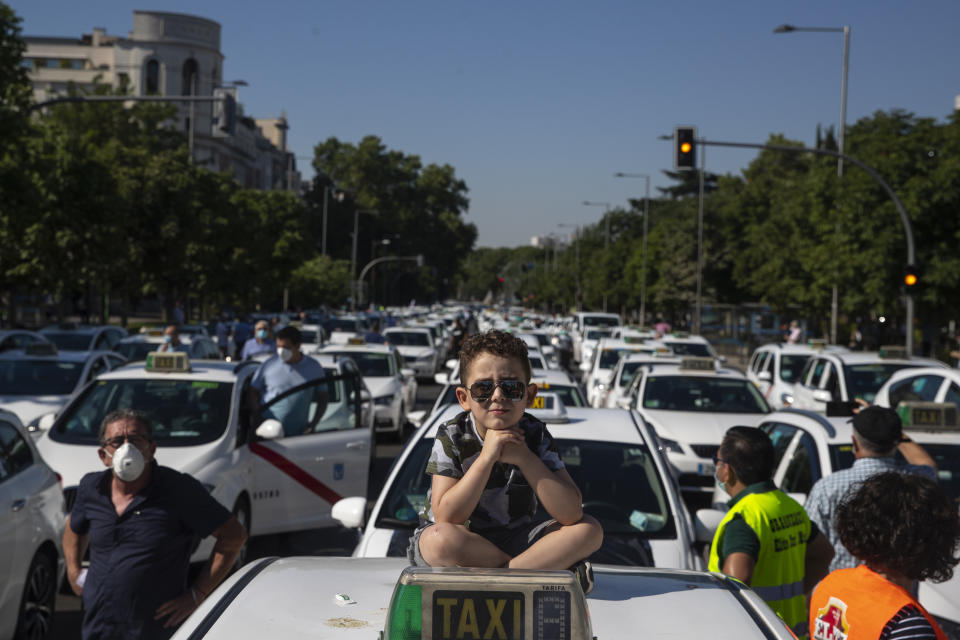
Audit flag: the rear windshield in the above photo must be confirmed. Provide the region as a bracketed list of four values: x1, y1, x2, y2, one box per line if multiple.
[327, 352, 394, 377]
[643, 376, 769, 413]
[386, 332, 430, 347]
[0, 360, 84, 395]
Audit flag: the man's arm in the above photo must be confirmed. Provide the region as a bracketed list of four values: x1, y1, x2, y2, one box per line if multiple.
[804, 531, 834, 596]
[722, 552, 756, 585]
[154, 515, 247, 628]
[898, 437, 937, 471]
[62, 515, 89, 596]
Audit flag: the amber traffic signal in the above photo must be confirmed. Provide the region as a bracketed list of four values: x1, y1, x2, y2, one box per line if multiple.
[674, 126, 697, 170]
[904, 265, 918, 288]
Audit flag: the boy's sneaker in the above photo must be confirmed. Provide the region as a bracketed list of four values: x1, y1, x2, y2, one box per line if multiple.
[569, 560, 594, 595]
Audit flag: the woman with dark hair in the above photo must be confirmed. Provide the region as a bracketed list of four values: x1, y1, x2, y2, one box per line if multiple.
[809, 472, 960, 640]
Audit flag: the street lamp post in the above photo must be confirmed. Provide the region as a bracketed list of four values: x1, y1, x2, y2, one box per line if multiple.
[582, 201, 612, 312]
[351, 209, 378, 310]
[775, 23, 851, 344]
[614, 172, 650, 325]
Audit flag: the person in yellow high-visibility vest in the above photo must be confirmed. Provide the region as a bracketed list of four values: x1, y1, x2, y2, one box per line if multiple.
[709, 427, 834, 638]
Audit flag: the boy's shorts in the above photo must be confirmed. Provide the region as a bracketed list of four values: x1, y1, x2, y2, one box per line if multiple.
[408, 519, 557, 567]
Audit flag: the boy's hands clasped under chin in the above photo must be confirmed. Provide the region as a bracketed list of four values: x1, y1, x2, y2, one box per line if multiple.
[481, 426, 532, 466]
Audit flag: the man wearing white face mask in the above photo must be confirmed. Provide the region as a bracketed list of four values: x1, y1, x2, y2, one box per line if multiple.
[248, 325, 326, 436]
[62, 409, 247, 640]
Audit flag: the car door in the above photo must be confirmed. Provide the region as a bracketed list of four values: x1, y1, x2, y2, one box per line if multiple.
[761, 422, 801, 487]
[248, 367, 372, 532]
[0, 420, 36, 624]
[778, 430, 821, 503]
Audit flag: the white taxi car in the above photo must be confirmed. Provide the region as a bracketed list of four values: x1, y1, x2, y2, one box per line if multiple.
[656, 332, 721, 361]
[790, 346, 947, 413]
[0, 409, 64, 640]
[746, 342, 850, 409]
[383, 327, 439, 379]
[574, 327, 614, 367]
[581, 338, 667, 408]
[33, 353, 374, 563]
[873, 366, 960, 412]
[0, 344, 127, 428]
[320, 340, 418, 436]
[629, 358, 771, 496]
[171, 557, 794, 640]
[701, 403, 960, 634]
[604, 351, 680, 409]
[333, 400, 703, 571]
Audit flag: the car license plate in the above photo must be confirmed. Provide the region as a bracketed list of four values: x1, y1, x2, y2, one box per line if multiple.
[433, 590, 524, 640]
[697, 462, 715, 476]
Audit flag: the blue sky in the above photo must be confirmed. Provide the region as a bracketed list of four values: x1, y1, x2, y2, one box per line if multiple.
[12, 0, 960, 247]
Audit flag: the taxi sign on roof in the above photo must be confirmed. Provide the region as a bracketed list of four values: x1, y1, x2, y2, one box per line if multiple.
[807, 339, 827, 351]
[679, 356, 716, 371]
[384, 566, 592, 640]
[879, 345, 909, 359]
[145, 351, 191, 373]
[25, 342, 58, 356]
[347, 337, 366, 345]
[896, 402, 959, 432]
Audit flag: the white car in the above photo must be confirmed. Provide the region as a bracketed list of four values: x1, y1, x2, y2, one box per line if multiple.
[746, 343, 847, 409]
[604, 351, 681, 409]
[574, 326, 615, 366]
[334, 400, 703, 571]
[581, 338, 665, 408]
[320, 341, 418, 436]
[701, 404, 960, 634]
[33, 353, 374, 564]
[629, 358, 771, 496]
[655, 333, 721, 361]
[790, 347, 947, 413]
[873, 366, 960, 412]
[0, 409, 64, 640]
[0, 344, 127, 428]
[383, 327, 439, 379]
[170, 558, 794, 640]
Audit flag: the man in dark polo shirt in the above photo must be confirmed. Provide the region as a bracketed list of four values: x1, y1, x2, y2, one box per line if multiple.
[63, 409, 247, 640]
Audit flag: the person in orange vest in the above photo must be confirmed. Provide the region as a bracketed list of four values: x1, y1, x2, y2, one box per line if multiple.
[809, 472, 960, 640]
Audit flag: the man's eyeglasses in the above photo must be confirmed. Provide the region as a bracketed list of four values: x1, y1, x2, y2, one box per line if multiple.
[102, 434, 151, 450]
[465, 379, 527, 403]
[712, 454, 726, 466]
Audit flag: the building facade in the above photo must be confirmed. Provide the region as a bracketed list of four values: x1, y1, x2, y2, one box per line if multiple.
[23, 10, 299, 192]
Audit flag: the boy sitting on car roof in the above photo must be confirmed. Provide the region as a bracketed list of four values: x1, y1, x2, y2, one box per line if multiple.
[409, 330, 603, 593]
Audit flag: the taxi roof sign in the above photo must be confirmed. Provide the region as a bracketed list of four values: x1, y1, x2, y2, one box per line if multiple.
[145, 351, 191, 373]
[385, 566, 592, 640]
[528, 392, 567, 423]
[25, 342, 58, 356]
[879, 345, 909, 359]
[896, 402, 959, 432]
[347, 337, 366, 345]
[679, 356, 716, 372]
[807, 339, 827, 351]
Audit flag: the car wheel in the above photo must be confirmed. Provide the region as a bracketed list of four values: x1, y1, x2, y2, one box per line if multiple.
[232, 497, 251, 571]
[15, 550, 56, 640]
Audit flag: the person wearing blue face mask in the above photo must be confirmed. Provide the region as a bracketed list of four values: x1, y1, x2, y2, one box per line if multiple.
[240, 320, 274, 360]
[157, 325, 189, 354]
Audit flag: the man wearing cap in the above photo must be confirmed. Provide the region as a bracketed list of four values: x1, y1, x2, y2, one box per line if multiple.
[804, 406, 938, 573]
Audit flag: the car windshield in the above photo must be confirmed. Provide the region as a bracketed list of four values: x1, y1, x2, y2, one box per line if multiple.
[599, 348, 638, 369]
[642, 376, 769, 413]
[780, 355, 809, 382]
[618, 361, 646, 388]
[0, 359, 84, 395]
[376, 437, 674, 564]
[583, 316, 619, 328]
[42, 332, 93, 351]
[529, 355, 545, 370]
[300, 329, 320, 344]
[50, 378, 233, 446]
[327, 318, 364, 332]
[842, 363, 924, 403]
[534, 334, 551, 347]
[386, 332, 430, 346]
[114, 342, 159, 361]
[664, 342, 711, 357]
[585, 329, 612, 340]
[327, 352, 394, 377]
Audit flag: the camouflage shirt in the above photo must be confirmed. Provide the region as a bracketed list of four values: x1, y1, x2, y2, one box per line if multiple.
[422, 410, 564, 532]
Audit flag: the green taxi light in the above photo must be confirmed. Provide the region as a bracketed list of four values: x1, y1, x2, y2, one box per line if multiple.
[386, 583, 422, 640]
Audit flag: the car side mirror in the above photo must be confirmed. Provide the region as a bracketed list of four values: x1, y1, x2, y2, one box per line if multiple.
[255, 419, 284, 440]
[757, 371, 772, 382]
[694, 508, 726, 543]
[331, 496, 367, 529]
[579, 362, 591, 372]
[406, 409, 426, 428]
[812, 389, 833, 403]
[33, 413, 57, 433]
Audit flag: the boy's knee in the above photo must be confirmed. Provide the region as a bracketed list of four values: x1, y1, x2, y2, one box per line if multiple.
[420, 522, 463, 563]
[581, 515, 604, 550]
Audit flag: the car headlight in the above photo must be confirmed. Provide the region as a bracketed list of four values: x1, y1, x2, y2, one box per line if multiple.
[658, 437, 683, 454]
[780, 393, 794, 406]
[374, 395, 394, 406]
[595, 382, 606, 391]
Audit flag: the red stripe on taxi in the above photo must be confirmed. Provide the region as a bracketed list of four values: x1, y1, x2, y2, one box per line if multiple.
[249, 442, 343, 505]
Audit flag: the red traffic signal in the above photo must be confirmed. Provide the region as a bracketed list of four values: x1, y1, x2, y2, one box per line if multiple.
[674, 126, 697, 171]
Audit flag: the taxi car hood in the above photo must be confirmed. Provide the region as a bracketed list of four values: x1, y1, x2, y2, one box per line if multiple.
[643, 409, 766, 444]
[0, 395, 69, 425]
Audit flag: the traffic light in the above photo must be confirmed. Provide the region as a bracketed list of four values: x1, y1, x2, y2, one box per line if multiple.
[674, 126, 697, 171]
[904, 264, 919, 289]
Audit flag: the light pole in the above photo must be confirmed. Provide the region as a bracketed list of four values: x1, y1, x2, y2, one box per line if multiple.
[775, 23, 851, 344]
[351, 208, 378, 310]
[582, 201, 612, 312]
[614, 173, 650, 325]
[558, 223, 581, 312]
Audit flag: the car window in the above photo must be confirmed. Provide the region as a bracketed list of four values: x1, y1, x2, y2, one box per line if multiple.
[761, 352, 774, 374]
[798, 357, 816, 386]
[779, 355, 809, 383]
[106, 329, 124, 348]
[42, 332, 93, 351]
[0, 421, 34, 477]
[887, 374, 944, 406]
[842, 363, 925, 404]
[664, 342, 711, 357]
[809, 359, 828, 388]
[261, 367, 362, 438]
[52, 378, 234, 446]
[749, 351, 764, 373]
[642, 376, 769, 413]
[945, 383, 960, 412]
[896, 443, 960, 504]
[781, 433, 820, 495]
[385, 331, 431, 346]
[86, 356, 107, 384]
[761, 422, 798, 471]
[327, 352, 394, 377]
[618, 361, 646, 388]
[94, 333, 111, 350]
[0, 359, 84, 395]
[824, 363, 842, 399]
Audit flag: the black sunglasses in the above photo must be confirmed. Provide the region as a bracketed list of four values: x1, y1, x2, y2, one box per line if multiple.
[465, 379, 527, 403]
